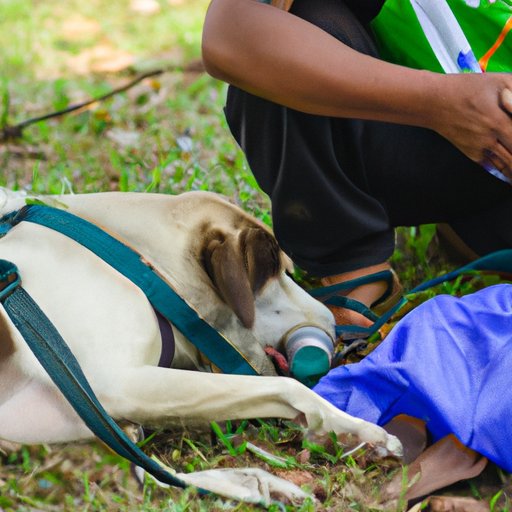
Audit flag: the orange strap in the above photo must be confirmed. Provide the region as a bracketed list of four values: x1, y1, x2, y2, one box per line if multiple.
[479, 15, 512, 71]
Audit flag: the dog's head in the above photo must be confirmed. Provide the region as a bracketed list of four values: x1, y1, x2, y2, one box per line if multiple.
[52, 190, 335, 376]
[179, 193, 335, 362]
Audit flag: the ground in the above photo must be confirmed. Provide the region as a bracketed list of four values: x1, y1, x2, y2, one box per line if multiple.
[0, 1, 510, 510]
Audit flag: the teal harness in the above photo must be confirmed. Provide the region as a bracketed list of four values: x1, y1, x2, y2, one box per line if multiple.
[0, 260, 194, 491]
[0, 204, 265, 498]
[4, 205, 259, 376]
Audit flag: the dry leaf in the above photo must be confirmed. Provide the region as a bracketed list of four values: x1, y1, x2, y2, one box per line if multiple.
[130, 0, 161, 15]
[68, 44, 134, 74]
[107, 129, 141, 148]
[60, 15, 101, 41]
[275, 469, 315, 487]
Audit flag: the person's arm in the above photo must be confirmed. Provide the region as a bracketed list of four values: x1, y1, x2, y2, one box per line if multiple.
[202, 0, 512, 177]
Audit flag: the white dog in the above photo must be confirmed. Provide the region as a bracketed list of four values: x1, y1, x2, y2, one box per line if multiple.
[0, 190, 401, 504]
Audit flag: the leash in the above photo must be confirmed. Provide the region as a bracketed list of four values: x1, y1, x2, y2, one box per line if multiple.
[0, 259, 196, 492]
[324, 249, 512, 363]
[375, 248, 512, 331]
[3, 204, 259, 376]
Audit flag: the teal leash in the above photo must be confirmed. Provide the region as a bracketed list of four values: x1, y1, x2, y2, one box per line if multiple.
[374, 248, 512, 333]
[0, 259, 195, 492]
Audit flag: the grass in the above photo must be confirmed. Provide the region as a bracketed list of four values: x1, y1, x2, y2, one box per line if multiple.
[0, 0, 269, 218]
[0, 0, 511, 510]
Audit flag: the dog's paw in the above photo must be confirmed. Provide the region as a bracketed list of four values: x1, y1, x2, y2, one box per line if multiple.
[306, 421, 403, 461]
[176, 467, 312, 506]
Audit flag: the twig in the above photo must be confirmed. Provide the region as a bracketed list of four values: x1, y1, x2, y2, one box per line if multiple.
[0, 62, 203, 143]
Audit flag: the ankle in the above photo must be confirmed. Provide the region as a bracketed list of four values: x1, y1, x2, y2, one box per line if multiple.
[320, 262, 392, 308]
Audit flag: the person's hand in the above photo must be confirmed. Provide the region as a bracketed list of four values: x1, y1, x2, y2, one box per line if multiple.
[430, 73, 512, 180]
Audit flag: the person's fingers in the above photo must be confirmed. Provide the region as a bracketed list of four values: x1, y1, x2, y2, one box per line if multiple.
[501, 88, 512, 115]
[496, 107, 512, 155]
[483, 142, 512, 180]
[491, 141, 511, 167]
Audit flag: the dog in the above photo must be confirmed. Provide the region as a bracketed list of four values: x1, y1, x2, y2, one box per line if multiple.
[0, 189, 401, 504]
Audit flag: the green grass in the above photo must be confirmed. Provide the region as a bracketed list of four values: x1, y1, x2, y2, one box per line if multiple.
[0, 0, 269, 217]
[0, 0, 510, 510]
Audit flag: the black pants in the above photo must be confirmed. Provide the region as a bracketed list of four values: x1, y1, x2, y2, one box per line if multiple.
[225, 0, 512, 276]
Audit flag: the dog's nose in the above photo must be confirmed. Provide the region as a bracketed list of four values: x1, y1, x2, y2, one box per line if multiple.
[283, 326, 334, 388]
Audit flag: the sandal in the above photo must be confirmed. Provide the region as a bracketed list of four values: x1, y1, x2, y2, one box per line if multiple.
[310, 269, 404, 341]
[311, 249, 512, 343]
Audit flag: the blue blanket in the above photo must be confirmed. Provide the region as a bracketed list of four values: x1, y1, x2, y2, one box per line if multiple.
[313, 284, 512, 471]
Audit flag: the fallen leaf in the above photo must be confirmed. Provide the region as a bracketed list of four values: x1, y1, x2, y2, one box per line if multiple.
[67, 44, 134, 74]
[130, 0, 161, 15]
[107, 129, 141, 148]
[296, 449, 310, 464]
[176, 134, 193, 153]
[275, 469, 314, 487]
[60, 15, 101, 41]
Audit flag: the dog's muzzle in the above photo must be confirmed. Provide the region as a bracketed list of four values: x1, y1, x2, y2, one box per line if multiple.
[282, 325, 334, 388]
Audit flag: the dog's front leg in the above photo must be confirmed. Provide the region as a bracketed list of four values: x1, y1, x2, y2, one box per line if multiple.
[107, 366, 401, 456]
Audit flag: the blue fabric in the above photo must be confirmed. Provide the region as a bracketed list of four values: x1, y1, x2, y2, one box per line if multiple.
[314, 284, 512, 471]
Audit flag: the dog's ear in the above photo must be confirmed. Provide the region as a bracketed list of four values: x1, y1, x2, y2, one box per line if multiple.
[202, 233, 256, 328]
[239, 226, 281, 294]
[201, 227, 282, 329]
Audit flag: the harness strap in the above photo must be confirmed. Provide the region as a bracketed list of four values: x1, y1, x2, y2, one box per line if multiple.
[0, 260, 195, 492]
[7, 205, 258, 376]
[155, 308, 175, 368]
